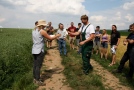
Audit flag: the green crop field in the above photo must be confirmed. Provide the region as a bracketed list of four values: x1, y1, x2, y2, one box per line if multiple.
[0, 28, 37, 90]
[100, 30, 130, 36]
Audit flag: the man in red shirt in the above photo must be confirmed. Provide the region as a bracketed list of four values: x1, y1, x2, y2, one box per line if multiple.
[68, 22, 76, 49]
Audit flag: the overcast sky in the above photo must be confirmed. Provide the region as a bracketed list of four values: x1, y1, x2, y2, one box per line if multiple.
[0, 0, 133, 30]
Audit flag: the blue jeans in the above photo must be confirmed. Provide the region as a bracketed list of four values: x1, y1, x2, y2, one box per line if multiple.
[58, 39, 67, 55]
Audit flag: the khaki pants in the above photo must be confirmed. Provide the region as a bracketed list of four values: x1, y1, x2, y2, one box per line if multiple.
[69, 36, 75, 44]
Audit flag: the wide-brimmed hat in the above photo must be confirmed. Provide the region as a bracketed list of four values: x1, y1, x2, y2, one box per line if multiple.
[37, 20, 47, 26]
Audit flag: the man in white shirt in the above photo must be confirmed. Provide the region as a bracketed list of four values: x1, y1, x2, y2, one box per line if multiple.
[68, 15, 95, 75]
[57, 23, 68, 56]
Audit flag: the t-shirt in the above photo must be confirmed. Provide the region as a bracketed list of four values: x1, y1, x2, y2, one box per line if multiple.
[94, 30, 101, 42]
[57, 29, 68, 39]
[126, 33, 134, 50]
[68, 26, 76, 37]
[46, 26, 54, 35]
[79, 24, 95, 40]
[76, 28, 80, 39]
[110, 31, 120, 45]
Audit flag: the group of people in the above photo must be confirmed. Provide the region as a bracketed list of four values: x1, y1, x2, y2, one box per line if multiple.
[31, 15, 134, 86]
[92, 25, 120, 67]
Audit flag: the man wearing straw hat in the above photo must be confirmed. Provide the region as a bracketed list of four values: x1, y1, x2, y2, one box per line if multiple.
[32, 20, 60, 86]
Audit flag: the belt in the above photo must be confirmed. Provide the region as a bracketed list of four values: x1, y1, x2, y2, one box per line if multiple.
[59, 38, 64, 40]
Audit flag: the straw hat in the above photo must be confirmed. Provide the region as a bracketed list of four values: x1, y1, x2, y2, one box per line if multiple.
[37, 20, 47, 26]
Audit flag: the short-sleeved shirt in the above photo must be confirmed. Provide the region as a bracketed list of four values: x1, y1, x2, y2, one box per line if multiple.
[68, 26, 76, 37]
[94, 30, 101, 42]
[126, 33, 134, 50]
[110, 31, 120, 45]
[57, 29, 68, 39]
[46, 26, 54, 35]
[79, 24, 95, 40]
[76, 28, 80, 39]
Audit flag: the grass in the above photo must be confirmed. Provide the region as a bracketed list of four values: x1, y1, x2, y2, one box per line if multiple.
[0, 28, 37, 90]
[61, 43, 107, 90]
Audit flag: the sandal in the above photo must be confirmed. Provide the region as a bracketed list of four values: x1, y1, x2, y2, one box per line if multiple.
[108, 63, 113, 66]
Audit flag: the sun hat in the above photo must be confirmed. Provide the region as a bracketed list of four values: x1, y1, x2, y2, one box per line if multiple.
[37, 20, 47, 26]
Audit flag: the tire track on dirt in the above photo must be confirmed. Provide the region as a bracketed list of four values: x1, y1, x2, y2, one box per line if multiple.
[91, 59, 131, 90]
[37, 40, 72, 90]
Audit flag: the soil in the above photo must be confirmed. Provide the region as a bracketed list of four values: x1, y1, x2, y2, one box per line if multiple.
[37, 40, 72, 90]
[91, 59, 131, 90]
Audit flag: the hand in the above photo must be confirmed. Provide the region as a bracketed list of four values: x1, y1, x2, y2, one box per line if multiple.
[114, 45, 117, 49]
[56, 34, 61, 37]
[64, 38, 66, 40]
[79, 41, 85, 46]
[68, 31, 71, 35]
[127, 39, 133, 44]
[57, 38, 59, 40]
[101, 40, 104, 43]
[123, 41, 127, 46]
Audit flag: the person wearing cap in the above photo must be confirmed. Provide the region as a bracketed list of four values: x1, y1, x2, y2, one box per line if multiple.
[68, 15, 95, 75]
[113, 24, 134, 79]
[32, 20, 60, 86]
[56, 23, 68, 56]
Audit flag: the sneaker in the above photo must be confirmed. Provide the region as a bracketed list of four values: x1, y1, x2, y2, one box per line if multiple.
[33, 79, 36, 84]
[36, 80, 45, 86]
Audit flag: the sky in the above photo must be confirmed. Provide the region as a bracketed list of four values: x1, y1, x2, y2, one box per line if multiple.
[0, 0, 133, 30]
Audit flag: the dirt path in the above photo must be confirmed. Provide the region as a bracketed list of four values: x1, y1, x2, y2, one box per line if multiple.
[91, 59, 131, 90]
[37, 40, 72, 90]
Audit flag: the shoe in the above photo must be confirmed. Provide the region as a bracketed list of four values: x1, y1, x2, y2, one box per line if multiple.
[108, 63, 113, 67]
[33, 79, 36, 84]
[112, 69, 122, 73]
[84, 72, 89, 75]
[36, 80, 45, 86]
[64, 54, 67, 57]
[83, 70, 89, 75]
[126, 75, 133, 81]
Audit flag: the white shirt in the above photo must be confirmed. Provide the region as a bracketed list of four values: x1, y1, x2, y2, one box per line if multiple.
[79, 24, 95, 39]
[57, 29, 68, 39]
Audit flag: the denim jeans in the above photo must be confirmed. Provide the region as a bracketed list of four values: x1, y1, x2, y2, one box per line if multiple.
[58, 39, 67, 55]
[33, 51, 44, 81]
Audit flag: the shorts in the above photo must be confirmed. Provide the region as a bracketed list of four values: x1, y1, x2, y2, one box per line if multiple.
[93, 41, 100, 50]
[111, 45, 117, 54]
[47, 34, 53, 42]
[76, 39, 80, 46]
[101, 42, 108, 48]
[69, 36, 75, 44]
[47, 39, 52, 42]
